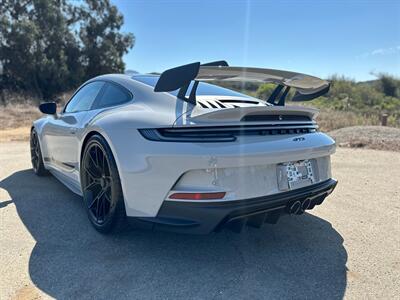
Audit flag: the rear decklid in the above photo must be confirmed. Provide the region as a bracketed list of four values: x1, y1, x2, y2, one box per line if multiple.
[174, 105, 318, 127]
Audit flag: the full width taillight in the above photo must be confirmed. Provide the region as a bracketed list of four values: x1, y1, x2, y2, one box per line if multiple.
[138, 124, 317, 143]
[169, 192, 226, 200]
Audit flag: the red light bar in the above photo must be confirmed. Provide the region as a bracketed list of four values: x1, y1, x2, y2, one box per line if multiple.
[169, 192, 226, 200]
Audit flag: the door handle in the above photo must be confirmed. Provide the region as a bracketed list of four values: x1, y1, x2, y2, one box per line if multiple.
[70, 128, 78, 134]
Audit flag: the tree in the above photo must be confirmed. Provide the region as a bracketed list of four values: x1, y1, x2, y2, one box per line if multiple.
[78, 0, 134, 79]
[378, 73, 399, 98]
[0, 0, 134, 100]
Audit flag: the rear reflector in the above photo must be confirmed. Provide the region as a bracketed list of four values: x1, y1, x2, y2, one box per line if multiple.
[169, 192, 226, 200]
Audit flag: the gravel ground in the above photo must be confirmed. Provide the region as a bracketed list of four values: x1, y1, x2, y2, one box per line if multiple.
[329, 125, 400, 152]
[0, 142, 399, 300]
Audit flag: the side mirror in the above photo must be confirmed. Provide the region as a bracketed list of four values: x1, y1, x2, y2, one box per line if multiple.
[39, 102, 57, 115]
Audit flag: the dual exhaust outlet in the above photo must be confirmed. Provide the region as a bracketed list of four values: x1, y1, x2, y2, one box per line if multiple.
[288, 198, 312, 215]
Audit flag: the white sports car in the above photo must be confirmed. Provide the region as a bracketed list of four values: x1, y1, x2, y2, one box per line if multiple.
[31, 61, 337, 234]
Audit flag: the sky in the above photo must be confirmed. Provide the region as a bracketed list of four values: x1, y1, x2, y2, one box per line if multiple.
[113, 0, 400, 81]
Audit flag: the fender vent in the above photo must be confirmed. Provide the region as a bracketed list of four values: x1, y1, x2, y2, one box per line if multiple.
[197, 99, 265, 109]
[198, 100, 227, 108]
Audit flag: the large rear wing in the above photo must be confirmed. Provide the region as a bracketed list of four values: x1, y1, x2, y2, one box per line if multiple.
[154, 61, 330, 105]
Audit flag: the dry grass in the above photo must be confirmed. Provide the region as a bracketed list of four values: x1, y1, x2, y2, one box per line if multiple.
[0, 103, 42, 130]
[316, 109, 382, 132]
[0, 92, 71, 141]
[0, 91, 71, 131]
[0, 127, 31, 142]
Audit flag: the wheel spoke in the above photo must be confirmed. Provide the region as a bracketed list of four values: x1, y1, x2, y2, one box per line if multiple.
[84, 180, 99, 191]
[101, 152, 105, 173]
[104, 192, 112, 203]
[96, 189, 106, 221]
[84, 165, 98, 181]
[94, 146, 101, 169]
[90, 151, 103, 176]
[88, 188, 105, 209]
[89, 151, 99, 169]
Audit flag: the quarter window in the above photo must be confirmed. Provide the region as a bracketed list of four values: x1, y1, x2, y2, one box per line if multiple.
[96, 83, 132, 109]
[64, 81, 104, 113]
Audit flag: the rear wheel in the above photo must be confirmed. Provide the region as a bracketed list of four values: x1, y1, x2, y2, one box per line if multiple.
[30, 129, 47, 176]
[81, 135, 127, 233]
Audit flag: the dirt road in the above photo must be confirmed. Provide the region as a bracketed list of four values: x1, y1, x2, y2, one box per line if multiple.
[0, 142, 399, 299]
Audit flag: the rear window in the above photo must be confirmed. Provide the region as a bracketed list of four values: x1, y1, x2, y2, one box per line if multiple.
[133, 75, 250, 98]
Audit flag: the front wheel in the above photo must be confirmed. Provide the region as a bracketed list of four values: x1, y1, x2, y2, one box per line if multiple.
[30, 129, 48, 176]
[81, 135, 127, 234]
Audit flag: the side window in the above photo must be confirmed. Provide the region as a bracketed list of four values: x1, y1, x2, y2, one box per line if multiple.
[64, 81, 105, 113]
[96, 83, 132, 109]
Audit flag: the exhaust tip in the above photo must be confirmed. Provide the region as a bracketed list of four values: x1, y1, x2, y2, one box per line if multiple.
[302, 198, 312, 211]
[288, 201, 302, 215]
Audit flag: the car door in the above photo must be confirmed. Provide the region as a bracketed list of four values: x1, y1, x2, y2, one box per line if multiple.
[43, 81, 105, 177]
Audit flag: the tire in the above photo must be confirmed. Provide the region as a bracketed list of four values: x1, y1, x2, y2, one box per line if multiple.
[30, 129, 48, 176]
[80, 134, 127, 234]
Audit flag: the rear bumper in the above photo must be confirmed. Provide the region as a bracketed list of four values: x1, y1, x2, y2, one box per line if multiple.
[107, 129, 335, 217]
[129, 178, 338, 234]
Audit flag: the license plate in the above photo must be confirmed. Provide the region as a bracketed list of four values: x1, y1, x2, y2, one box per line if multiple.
[277, 160, 315, 190]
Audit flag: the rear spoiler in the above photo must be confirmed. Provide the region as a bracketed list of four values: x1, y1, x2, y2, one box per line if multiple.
[154, 61, 330, 106]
